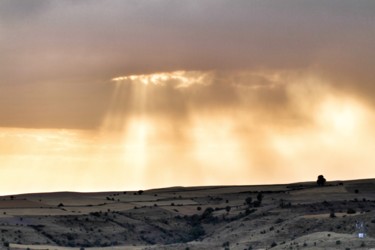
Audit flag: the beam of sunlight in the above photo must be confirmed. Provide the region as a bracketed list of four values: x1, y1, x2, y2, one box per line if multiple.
[316, 97, 365, 135]
[189, 115, 249, 183]
[99, 71, 214, 186]
[121, 116, 153, 185]
[3, 71, 375, 194]
[271, 94, 375, 180]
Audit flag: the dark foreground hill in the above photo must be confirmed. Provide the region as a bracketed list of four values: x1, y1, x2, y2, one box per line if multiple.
[1, 179, 375, 249]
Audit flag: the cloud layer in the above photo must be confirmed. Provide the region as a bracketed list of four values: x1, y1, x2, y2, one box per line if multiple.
[1, 0, 375, 129]
[1, 1, 375, 193]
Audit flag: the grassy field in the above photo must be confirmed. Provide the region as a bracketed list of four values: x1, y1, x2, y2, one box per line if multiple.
[1, 179, 375, 249]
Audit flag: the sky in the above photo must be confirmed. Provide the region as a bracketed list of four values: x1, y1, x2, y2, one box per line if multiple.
[1, 0, 375, 195]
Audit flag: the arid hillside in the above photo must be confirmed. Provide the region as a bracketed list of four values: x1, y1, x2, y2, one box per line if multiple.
[1, 179, 375, 250]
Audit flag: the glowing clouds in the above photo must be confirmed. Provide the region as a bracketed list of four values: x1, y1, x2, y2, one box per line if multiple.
[189, 115, 249, 182]
[2, 69, 375, 194]
[102, 70, 375, 186]
[1, 0, 375, 194]
[111, 71, 212, 88]
[268, 91, 375, 181]
[0, 128, 98, 195]
[316, 97, 365, 135]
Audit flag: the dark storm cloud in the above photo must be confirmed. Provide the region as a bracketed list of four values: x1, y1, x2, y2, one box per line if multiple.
[1, 0, 374, 129]
[107, 71, 304, 131]
[0, 0, 50, 22]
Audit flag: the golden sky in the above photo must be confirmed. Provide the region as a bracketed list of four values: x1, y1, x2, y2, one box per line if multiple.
[1, 0, 375, 194]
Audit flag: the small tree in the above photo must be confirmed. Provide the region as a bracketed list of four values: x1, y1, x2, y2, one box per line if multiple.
[225, 206, 231, 213]
[253, 200, 261, 207]
[245, 197, 253, 207]
[330, 209, 336, 218]
[201, 207, 214, 219]
[317, 175, 326, 186]
[257, 192, 263, 203]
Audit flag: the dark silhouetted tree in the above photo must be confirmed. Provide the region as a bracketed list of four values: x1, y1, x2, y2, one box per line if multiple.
[317, 175, 326, 186]
[245, 197, 253, 207]
[330, 209, 336, 218]
[201, 207, 214, 219]
[253, 200, 261, 207]
[225, 206, 231, 213]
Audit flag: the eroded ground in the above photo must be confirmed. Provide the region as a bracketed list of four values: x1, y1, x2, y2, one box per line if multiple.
[1, 179, 375, 249]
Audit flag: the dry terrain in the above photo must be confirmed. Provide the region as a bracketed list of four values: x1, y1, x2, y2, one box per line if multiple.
[1, 179, 375, 249]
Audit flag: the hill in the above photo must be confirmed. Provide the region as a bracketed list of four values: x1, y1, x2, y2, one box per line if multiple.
[1, 179, 375, 249]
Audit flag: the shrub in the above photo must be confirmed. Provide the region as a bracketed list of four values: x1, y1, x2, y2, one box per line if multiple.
[347, 208, 356, 214]
[275, 218, 284, 224]
[253, 200, 261, 207]
[190, 225, 205, 240]
[330, 210, 336, 218]
[257, 192, 263, 202]
[245, 208, 256, 215]
[202, 207, 214, 218]
[225, 206, 231, 213]
[245, 197, 252, 206]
